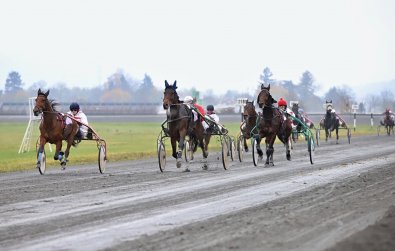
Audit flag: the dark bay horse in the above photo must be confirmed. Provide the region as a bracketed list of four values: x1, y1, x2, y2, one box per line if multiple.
[323, 100, 339, 143]
[33, 89, 79, 169]
[256, 84, 292, 166]
[381, 109, 394, 135]
[240, 100, 257, 152]
[291, 102, 314, 142]
[162, 80, 207, 170]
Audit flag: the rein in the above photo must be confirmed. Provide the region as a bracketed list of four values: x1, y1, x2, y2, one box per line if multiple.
[166, 103, 191, 123]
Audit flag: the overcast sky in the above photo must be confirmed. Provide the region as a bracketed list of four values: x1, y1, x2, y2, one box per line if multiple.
[0, 0, 394, 97]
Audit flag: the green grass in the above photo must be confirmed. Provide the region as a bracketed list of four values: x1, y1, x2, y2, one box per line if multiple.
[0, 121, 378, 173]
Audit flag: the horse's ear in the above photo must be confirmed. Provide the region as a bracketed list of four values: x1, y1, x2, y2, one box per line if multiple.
[267, 84, 270, 90]
[173, 81, 177, 90]
[261, 83, 265, 90]
[165, 80, 169, 88]
[37, 88, 41, 95]
[45, 90, 49, 97]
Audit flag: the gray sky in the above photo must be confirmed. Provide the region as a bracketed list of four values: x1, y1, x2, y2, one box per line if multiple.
[0, 0, 394, 97]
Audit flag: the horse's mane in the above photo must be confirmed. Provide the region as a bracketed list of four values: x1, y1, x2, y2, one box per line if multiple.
[37, 89, 59, 111]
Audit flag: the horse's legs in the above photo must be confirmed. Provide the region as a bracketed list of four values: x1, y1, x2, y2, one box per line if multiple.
[37, 136, 47, 168]
[204, 134, 211, 156]
[285, 137, 291, 161]
[171, 138, 177, 159]
[177, 130, 187, 169]
[255, 136, 264, 159]
[243, 136, 249, 152]
[61, 138, 74, 169]
[265, 137, 275, 166]
[325, 128, 329, 142]
[53, 141, 63, 161]
[335, 127, 339, 144]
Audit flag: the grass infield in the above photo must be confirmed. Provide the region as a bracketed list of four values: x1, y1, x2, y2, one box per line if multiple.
[0, 121, 376, 173]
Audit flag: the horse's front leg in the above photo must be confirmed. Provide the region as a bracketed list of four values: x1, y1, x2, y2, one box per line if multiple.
[325, 129, 329, 142]
[335, 127, 339, 144]
[243, 136, 249, 152]
[265, 137, 275, 167]
[37, 136, 47, 168]
[255, 136, 264, 161]
[285, 136, 291, 161]
[171, 138, 177, 159]
[177, 130, 187, 170]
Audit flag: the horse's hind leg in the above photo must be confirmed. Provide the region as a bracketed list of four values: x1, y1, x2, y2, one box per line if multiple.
[53, 142, 63, 161]
[336, 127, 339, 144]
[61, 139, 74, 169]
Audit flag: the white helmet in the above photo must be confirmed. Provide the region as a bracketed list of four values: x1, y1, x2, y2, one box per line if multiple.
[184, 96, 193, 104]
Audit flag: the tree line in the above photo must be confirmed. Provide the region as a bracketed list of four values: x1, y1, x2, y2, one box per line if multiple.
[1, 68, 394, 114]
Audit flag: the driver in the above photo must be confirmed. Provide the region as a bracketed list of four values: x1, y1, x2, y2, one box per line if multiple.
[65, 102, 89, 140]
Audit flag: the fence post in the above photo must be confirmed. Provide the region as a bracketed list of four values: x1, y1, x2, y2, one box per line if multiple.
[371, 113, 374, 128]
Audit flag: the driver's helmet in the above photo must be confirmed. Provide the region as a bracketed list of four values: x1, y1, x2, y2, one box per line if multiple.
[278, 98, 287, 107]
[70, 102, 80, 111]
[184, 96, 193, 104]
[386, 108, 390, 112]
[207, 105, 214, 111]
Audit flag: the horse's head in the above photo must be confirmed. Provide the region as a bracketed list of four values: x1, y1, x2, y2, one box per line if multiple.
[257, 84, 276, 108]
[243, 101, 256, 119]
[291, 102, 299, 115]
[33, 88, 50, 116]
[162, 80, 180, 109]
[325, 100, 333, 113]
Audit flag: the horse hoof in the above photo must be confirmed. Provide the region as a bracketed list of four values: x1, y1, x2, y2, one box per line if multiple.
[202, 164, 208, 170]
[286, 155, 291, 161]
[176, 160, 182, 168]
[183, 168, 190, 172]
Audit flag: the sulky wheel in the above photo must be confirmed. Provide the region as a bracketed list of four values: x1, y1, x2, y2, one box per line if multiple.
[98, 145, 107, 174]
[184, 139, 193, 163]
[229, 137, 237, 162]
[221, 138, 229, 170]
[252, 138, 259, 167]
[237, 135, 244, 162]
[315, 129, 320, 147]
[307, 135, 315, 165]
[157, 140, 166, 172]
[347, 128, 351, 144]
[36, 150, 46, 175]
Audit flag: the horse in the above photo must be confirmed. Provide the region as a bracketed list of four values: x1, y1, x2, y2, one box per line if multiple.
[323, 100, 339, 144]
[291, 102, 314, 142]
[240, 100, 257, 152]
[33, 89, 79, 170]
[381, 110, 394, 135]
[162, 80, 208, 171]
[256, 84, 292, 166]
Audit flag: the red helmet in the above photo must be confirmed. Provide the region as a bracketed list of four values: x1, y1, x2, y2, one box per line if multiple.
[278, 98, 287, 106]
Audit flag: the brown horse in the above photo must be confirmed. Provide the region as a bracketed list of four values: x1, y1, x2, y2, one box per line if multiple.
[33, 89, 79, 170]
[381, 109, 395, 135]
[162, 80, 207, 170]
[256, 84, 292, 166]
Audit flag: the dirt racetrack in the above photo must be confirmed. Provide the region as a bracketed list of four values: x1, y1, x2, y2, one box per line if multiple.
[1, 134, 394, 251]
